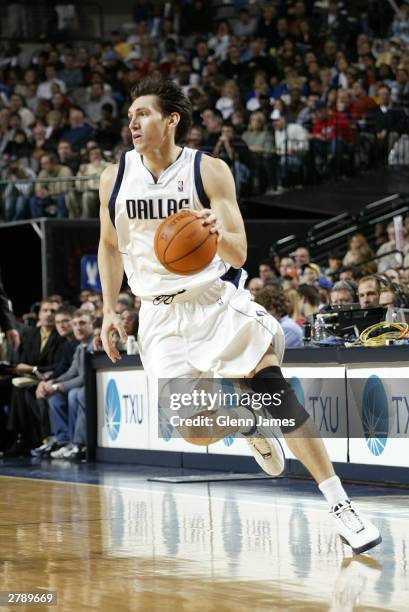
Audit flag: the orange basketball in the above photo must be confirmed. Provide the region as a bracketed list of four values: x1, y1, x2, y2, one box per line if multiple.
[154, 210, 217, 275]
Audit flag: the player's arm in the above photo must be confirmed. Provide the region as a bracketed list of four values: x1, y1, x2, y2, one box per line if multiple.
[198, 155, 247, 268]
[98, 164, 127, 362]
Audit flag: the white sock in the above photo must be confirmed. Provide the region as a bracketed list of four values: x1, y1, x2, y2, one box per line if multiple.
[318, 475, 348, 507]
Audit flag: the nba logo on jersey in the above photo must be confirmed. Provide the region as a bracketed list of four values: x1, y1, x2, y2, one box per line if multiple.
[177, 180, 184, 192]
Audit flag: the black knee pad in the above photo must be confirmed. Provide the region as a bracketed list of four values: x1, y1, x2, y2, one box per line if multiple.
[249, 366, 310, 433]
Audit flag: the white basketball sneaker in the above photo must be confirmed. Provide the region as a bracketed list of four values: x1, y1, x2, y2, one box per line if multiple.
[330, 499, 382, 554]
[246, 433, 285, 476]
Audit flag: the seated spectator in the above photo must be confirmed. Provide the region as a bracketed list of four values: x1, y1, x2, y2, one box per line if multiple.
[69, 146, 108, 218]
[384, 268, 400, 284]
[271, 110, 309, 189]
[242, 111, 274, 154]
[300, 263, 320, 286]
[259, 260, 276, 282]
[343, 233, 376, 275]
[220, 44, 245, 83]
[256, 284, 303, 348]
[368, 84, 408, 160]
[293, 246, 311, 270]
[297, 283, 320, 325]
[310, 100, 354, 173]
[201, 108, 223, 151]
[84, 81, 117, 125]
[208, 19, 232, 62]
[212, 123, 252, 198]
[357, 276, 381, 308]
[61, 107, 95, 152]
[330, 280, 356, 306]
[94, 103, 121, 152]
[393, 66, 409, 110]
[59, 52, 83, 91]
[279, 256, 298, 281]
[5, 299, 64, 456]
[118, 308, 139, 351]
[7, 93, 35, 129]
[215, 80, 241, 119]
[3, 128, 34, 170]
[376, 221, 408, 272]
[32, 306, 79, 456]
[233, 8, 257, 41]
[30, 152, 72, 218]
[247, 277, 264, 298]
[350, 80, 376, 123]
[37, 64, 67, 100]
[379, 287, 397, 307]
[3, 160, 36, 222]
[45, 110, 65, 147]
[57, 139, 80, 174]
[48, 310, 94, 460]
[185, 125, 204, 150]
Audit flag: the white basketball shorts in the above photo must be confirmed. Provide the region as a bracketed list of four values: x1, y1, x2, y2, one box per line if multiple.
[137, 268, 285, 378]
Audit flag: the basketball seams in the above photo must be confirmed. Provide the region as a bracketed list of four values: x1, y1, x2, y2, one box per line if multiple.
[162, 216, 198, 260]
[165, 232, 216, 264]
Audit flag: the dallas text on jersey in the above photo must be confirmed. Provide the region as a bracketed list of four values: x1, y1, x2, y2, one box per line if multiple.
[126, 198, 190, 219]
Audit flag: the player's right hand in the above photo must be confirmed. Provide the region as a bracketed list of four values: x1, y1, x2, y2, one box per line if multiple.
[101, 312, 128, 363]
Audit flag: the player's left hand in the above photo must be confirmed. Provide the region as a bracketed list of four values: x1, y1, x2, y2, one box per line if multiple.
[194, 209, 222, 242]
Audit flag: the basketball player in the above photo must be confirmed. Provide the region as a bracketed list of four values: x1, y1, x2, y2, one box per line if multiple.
[98, 77, 381, 555]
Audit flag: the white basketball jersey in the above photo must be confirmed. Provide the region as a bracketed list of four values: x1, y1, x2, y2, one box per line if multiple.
[109, 147, 229, 299]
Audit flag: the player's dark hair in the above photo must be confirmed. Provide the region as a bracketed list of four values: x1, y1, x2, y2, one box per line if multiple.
[131, 76, 192, 142]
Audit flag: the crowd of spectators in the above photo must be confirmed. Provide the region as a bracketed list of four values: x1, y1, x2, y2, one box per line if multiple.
[0, 289, 139, 458]
[1, 0, 409, 220]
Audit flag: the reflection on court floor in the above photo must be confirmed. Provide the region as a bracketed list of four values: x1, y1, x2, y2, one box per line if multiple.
[0, 467, 408, 611]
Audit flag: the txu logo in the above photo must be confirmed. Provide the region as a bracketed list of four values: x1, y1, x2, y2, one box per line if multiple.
[362, 375, 389, 456]
[105, 379, 121, 441]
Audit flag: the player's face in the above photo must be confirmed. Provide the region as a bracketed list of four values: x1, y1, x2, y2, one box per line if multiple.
[128, 95, 171, 152]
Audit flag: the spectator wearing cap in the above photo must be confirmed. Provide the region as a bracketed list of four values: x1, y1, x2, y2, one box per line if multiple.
[330, 280, 356, 306]
[256, 285, 303, 348]
[301, 262, 320, 286]
[271, 109, 309, 190]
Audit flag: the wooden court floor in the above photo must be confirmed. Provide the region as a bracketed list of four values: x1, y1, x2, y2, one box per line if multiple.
[0, 468, 408, 612]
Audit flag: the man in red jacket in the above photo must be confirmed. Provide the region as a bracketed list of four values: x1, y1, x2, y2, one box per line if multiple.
[310, 100, 354, 174]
